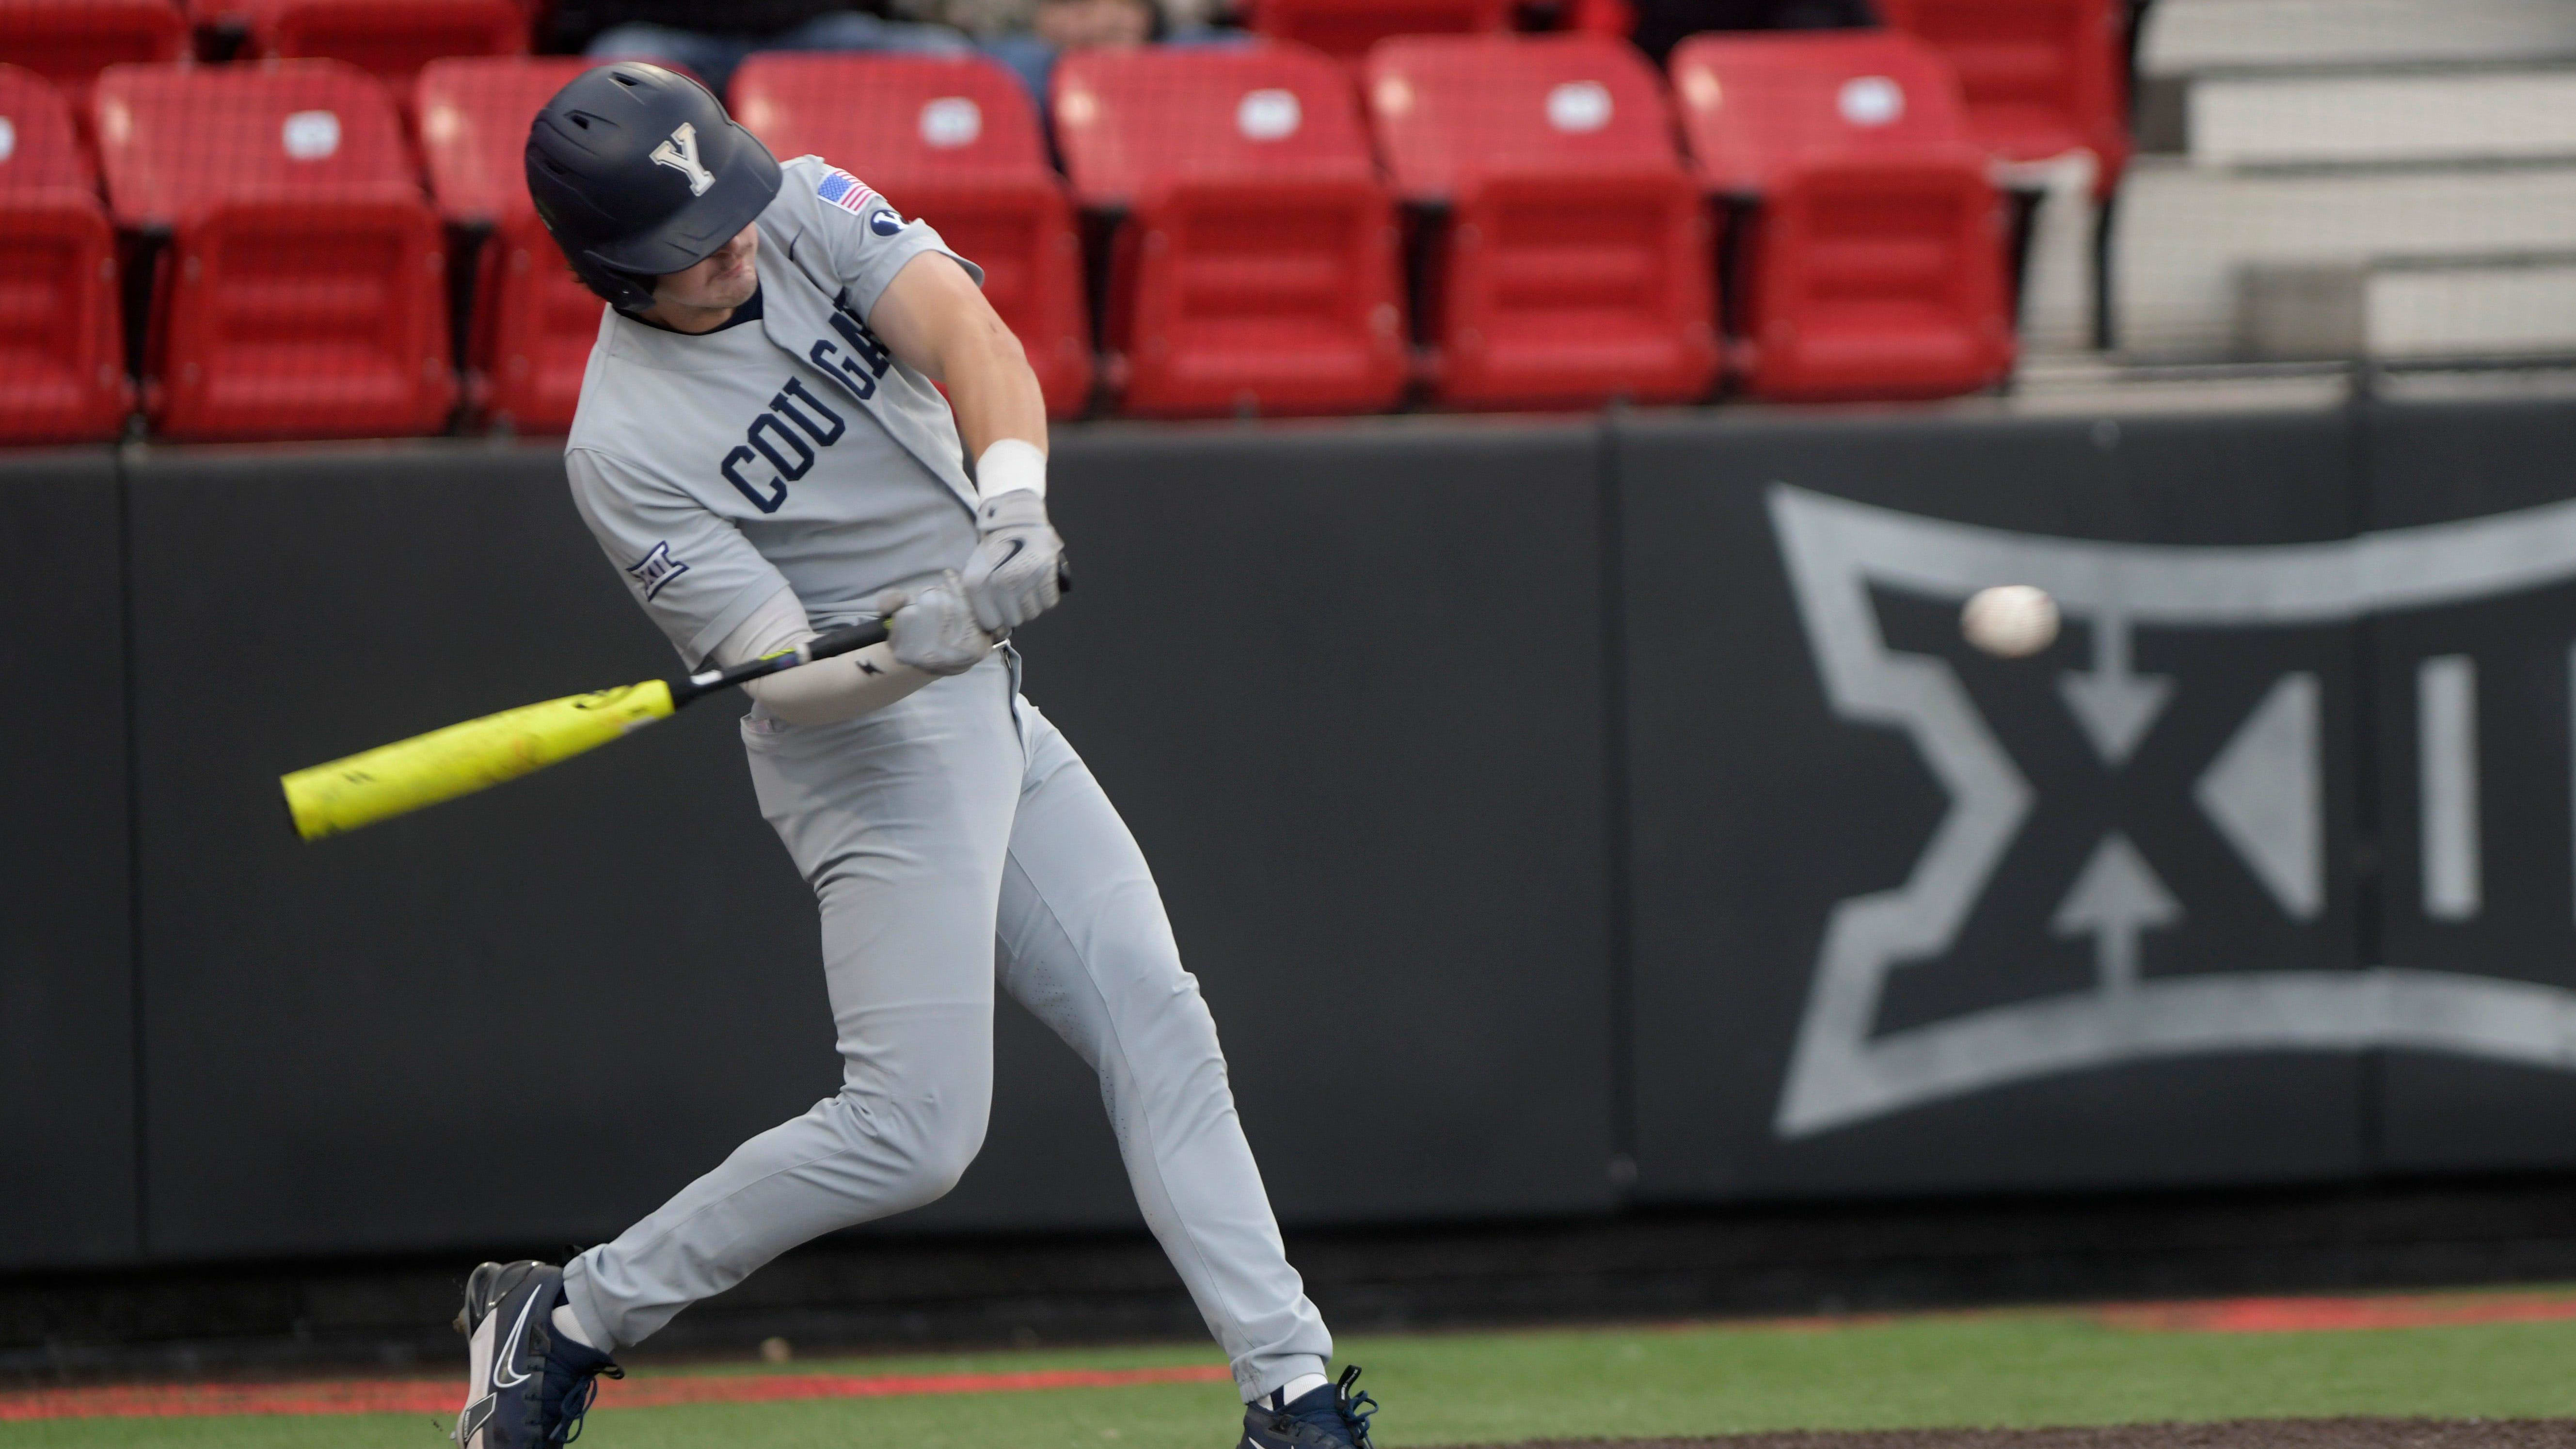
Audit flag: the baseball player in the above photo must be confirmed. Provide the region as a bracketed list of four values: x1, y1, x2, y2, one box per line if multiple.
[446, 64, 1379, 1449]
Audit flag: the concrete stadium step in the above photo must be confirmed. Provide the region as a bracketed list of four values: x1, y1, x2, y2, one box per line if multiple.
[2190, 69, 2576, 167]
[2236, 255, 2576, 361]
[2140, 0, 2576, 77]
[2370, 255, 2576, 359]
[2109, 158, 2576, 358]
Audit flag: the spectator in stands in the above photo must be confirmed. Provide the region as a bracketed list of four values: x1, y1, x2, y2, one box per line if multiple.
[549, 1, 981, 95]
[891, 0, 1232, 102]
[1628, 0, 1876, 64]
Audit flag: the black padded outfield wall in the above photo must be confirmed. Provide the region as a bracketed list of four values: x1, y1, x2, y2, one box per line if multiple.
[1616, 397, 2576, 1204]
[2360, 398, 2576, 1175]
[125, 446, 829, 1260]
[110, 422, 1614, 1266]
[15, 397, 2576, 1271]
[0, 453, 137, 1270]
[1036, 423, 1619, 1227]
[1618, 409, 2373, 1200]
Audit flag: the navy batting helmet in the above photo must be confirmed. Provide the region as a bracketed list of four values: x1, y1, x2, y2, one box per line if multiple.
[525, 64, 782, 313]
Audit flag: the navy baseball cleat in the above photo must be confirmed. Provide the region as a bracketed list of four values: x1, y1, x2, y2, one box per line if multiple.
[1241, 1366, 1377, 1449]
[452, 1260, 623, 1447]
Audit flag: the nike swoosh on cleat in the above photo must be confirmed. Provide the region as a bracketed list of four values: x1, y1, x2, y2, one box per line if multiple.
[455, 1393, 496, 1447]
[490, 1293, 541, 1389]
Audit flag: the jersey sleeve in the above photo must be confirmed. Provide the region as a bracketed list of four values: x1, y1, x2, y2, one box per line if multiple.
[565, 446, 795, 668]
[787, 156, 986, 318]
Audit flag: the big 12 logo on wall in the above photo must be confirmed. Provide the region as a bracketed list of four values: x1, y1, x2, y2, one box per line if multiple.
[1768, 483, 2576, 1142]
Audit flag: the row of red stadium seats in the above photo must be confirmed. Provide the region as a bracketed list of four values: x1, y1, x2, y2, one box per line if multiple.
[0, 27, 2089, 442]
[0, 0, 2130, 152]
[0, 0, 533, 89]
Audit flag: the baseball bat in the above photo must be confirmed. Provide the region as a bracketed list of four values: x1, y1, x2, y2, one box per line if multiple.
[280, 618, 890, 842]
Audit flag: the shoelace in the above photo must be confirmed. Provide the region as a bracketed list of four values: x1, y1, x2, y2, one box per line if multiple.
[548, 1361, 623, 1444]
[1276, 1366, 1377, 1449]
[1332, 1366, 1378, 1449]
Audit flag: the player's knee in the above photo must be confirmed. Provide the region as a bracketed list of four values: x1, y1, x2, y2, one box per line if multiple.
[914, 1113, 988, 1201]
[890, 1086, 988, 1206]
[824, 1066, 987, 1209]
[800, 1085, 986, 1222]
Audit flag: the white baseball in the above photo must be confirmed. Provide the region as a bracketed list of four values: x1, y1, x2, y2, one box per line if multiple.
[1961, 585, 2060, 658]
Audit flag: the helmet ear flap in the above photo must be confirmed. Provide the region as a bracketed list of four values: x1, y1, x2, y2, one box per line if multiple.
[570, 250, 657, 314]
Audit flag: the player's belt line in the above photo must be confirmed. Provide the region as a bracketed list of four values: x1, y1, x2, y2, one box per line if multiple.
[0, 1363, 1233, 1422]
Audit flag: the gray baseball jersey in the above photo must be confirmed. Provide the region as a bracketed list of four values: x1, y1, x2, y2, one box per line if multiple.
[565, 155, 986, 666]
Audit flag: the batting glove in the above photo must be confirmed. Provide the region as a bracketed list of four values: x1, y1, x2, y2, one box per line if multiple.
[960, 489, 1065, 634]
[877, 573, 992, 676]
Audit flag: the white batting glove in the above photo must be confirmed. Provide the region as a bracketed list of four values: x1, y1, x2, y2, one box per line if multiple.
[875, 573, 992, 677]
[960, 489, 1066, 634]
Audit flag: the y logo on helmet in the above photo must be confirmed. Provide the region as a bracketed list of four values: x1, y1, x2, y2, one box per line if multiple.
[651, 121, 716, 196]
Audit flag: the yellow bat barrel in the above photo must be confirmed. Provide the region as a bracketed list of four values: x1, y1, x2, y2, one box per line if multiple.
[281, 681, 676, 841]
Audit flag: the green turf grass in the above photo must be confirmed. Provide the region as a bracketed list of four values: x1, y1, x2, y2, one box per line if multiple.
[13, 1305, 2576, 1449]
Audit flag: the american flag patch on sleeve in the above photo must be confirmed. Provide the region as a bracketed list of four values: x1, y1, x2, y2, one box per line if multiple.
[816, 167, 880, 216]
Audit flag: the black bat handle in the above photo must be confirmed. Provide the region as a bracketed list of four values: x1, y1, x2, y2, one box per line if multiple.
[664, 563, 1065, 710]
[669, 618, 892, 708]
[805, 618, 896, 662]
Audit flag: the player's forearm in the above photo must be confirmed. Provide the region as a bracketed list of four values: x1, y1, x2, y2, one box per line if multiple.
[867, 254, 1064, 626]
[721, 587, 937, 727]
[869, 252, 1048, 465]
[747, 650, 934, 727]
[939, 314, 1049, 468]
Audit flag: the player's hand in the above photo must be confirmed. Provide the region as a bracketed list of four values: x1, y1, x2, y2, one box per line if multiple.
[960, 489, 1065, 634]
[877, 573, 993, 677]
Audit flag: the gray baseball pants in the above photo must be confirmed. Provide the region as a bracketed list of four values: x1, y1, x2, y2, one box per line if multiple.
[559, 652, 1332, 1401]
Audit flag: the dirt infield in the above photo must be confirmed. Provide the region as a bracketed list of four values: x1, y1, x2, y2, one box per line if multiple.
[1498, 1426, 2576, 1449]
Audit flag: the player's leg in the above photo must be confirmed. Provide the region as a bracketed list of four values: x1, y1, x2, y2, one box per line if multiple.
[994, 700, 1375, 1449]
[557, 657, 1026, 1351]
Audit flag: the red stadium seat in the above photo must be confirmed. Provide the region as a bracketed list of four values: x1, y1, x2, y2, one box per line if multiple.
[417, 55, 599, 432]
[1737, 157, 2014, 401]
[1243, 0, 1511, 62]
[95, 62, 422, 231]
[1366, 34, 1715, 409]
[94, 61, 455, 440]
[1670, 32, 2013, 401]
[0, 60, 92, 191]
[731, 53, 1093, 420]
[475, 206, 600, 433]
[731, 52, 1050, 182]
[0, 0, 185, 98]
[0, 64, 130, 442]
[199, 0, 530, 85]
[1053, 43, 1405, 417]
[1876, 0, 2129, 188]
[417, 54, 590, 226]
[1672, 31, 1974, 193]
